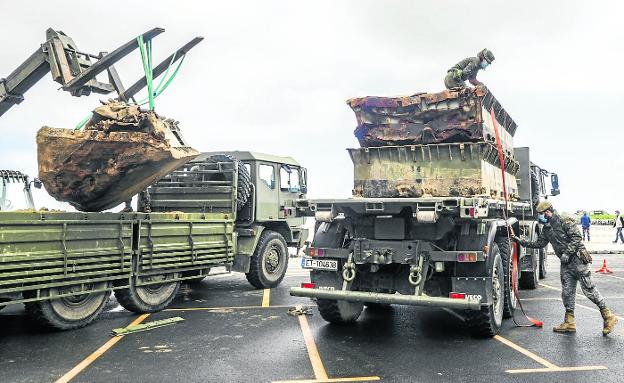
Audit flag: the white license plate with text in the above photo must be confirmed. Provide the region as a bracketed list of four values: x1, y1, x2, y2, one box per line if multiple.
[301, 258, 338, 271]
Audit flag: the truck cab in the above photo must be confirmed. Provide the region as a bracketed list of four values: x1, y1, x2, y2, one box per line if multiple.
[143, 151, 309, 288]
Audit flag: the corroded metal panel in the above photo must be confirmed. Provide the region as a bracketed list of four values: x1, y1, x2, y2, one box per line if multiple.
[348, 86, 516, 152]
[349, 143, 519, 200]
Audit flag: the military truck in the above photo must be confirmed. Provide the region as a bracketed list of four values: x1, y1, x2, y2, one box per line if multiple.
[0, 152, 308, 329]
[291, 87, 559, 337]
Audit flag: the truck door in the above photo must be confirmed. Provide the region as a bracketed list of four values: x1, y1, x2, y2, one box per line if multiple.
[278, 165, 305, 225]
[255, 162, 279, 220]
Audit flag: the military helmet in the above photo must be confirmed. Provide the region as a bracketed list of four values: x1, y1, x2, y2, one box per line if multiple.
[478, 48, 495, 64]
[536, 200, 553, 213]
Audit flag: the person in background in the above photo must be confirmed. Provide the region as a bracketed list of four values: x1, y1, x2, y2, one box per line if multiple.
[614, 210, 624, 244]
[580, 211, 591, 241]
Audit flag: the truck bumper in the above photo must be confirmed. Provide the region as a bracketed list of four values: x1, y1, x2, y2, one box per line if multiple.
[289, 287, 481, 311]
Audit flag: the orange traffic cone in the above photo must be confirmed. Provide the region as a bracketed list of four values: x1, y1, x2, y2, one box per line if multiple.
[596, 259, 613, 274]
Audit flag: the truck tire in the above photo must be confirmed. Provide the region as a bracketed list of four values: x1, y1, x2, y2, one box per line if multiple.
[466, 248, 504, 337]
[496, 238, 517, 318]
[25, 282, 110, 330]
[115, 273, 181, 313]
[246, 230, 288, 289]
[520, 252, 539, 289]
[206, 154, 251, 211]
[538, 248, 547, 279]
[317, 298, 364, 324]
[310, 223, 362, 323]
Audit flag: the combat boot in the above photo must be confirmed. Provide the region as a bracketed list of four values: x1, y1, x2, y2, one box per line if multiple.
[553, 312, 576, 333]
[600, 308, 619, 336]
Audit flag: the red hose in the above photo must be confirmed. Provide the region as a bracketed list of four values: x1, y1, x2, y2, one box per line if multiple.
[490, 107, 543, 328]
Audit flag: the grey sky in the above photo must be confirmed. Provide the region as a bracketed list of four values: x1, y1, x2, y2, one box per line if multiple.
[1, 1, 622, 213]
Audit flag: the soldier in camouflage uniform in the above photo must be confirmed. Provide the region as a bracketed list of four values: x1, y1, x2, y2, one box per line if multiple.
[444, 49, 495, 89]
[512, 200, 618, 335]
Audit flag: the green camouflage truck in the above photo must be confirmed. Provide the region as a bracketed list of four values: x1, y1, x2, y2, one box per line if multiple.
[291, 87, 559, 337]
[0, 152, 308, 330]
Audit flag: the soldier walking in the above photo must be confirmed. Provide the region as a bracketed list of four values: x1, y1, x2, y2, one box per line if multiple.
[512, 201, 618, 335]
[444, 49, 495, 89]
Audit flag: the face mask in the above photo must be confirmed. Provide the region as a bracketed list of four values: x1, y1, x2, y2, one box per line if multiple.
[480, 60, 489, 69]
[538, 214, 548, 224]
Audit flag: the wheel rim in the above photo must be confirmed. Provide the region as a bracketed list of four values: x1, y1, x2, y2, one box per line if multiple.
[265, 245, 282, 275]
[261, 240, 285, 282]
[492, 264, 503, 320]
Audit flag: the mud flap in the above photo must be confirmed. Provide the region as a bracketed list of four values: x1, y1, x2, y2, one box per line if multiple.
[452, 277, 491, 307]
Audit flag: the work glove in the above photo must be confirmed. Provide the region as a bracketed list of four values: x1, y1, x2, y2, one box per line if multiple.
[560, 254, 570, 264]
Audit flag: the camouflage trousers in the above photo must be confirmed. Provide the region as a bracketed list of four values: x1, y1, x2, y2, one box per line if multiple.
[444, 71, 466, 89]
[561, 256, 606, 312]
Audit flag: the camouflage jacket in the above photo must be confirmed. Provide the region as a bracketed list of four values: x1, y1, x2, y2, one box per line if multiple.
[449, 57, 482, 84]
[518, 211, 585, 258]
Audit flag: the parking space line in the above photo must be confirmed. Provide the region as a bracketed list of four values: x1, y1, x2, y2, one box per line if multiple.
[494, 335, 607, 374]
[272, 313, 380, 383]
[494, 335, 557, 369]
[603, 274, 624, 281]
[274, 378, 380, 383]
[164, 304, 313, 312]
[539, 283, 624, 320]
[506, 366, 608, 374]
[55, 314, 150, 383]
[298, 314, 329, 380]
[262, 289, 271, 307]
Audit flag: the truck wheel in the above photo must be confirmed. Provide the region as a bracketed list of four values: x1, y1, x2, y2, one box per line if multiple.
[520, 252, 538, 289]
[246, 230, 288, 289]
[115, 273, 180, 313]
[466, 248, 504, 337]
[317, 298, 364, 324]
[25, 282, 110, 330]
[206, 154, 251, 211]
[538, 248, 547, 279]
[496, 238, 517, 318]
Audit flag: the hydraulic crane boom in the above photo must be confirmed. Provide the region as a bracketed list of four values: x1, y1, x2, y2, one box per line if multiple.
[0, 27, 202, 118]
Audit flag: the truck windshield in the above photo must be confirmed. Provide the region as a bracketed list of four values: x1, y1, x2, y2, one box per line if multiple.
[280, 165, 301, 193]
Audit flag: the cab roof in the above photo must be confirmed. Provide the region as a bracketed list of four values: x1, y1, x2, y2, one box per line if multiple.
[196, 151, 301, 166]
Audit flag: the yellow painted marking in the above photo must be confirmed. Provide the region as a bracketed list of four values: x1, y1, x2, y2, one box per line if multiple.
[164, 304, 313, 312]
[262, 288, 271, 307]
[495, 335, 608, 374]
[494, 335, 558, 369]
[273, 377, 380, 383]
[507, 366, 608, 374]
[298, 314, 329, 380]
[55, 314, 150, 383]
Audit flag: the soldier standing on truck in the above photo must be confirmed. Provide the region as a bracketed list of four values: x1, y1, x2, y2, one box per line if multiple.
[512, 200, 619, 335]
[444, 49, 495, 89]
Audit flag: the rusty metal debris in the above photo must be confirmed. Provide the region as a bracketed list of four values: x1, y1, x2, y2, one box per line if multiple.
[37, 101, 198, 212]
[287, 305, 313, 316]
[348, 85, 516, 148]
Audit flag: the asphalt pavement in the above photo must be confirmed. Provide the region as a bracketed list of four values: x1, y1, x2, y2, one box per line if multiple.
[2, 234, 624, 383]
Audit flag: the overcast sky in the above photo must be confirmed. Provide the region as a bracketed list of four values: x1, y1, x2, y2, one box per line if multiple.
[1, 1, 622, 213]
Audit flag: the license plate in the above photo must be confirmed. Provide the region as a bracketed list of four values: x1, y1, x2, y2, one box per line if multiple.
[301, 258, 338, 271]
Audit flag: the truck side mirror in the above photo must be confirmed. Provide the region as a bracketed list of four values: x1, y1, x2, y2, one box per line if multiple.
[550, 173, 560, 196]
[33, 178, 43, 189]
[300, 168, 308, 194]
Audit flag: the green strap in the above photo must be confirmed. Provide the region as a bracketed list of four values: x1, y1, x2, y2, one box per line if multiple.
[74, 35, 185, 130]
